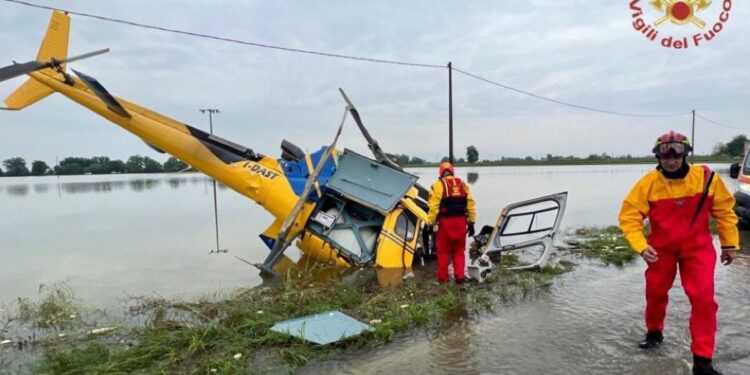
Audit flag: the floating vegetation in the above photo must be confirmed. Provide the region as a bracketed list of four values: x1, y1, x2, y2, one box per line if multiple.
[564, 226, 638, 266]
[16, 282, 81, 329]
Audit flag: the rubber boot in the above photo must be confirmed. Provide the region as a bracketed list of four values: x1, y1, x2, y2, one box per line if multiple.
[638, 330, 663, 349]
[693, 355, 722, 375]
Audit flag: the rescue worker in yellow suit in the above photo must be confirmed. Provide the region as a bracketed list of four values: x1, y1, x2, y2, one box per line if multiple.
[619, 131, 739, 375]
[427, 162, 477, 283]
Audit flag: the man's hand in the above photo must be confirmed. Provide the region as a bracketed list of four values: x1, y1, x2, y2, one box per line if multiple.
[721, 249, 738, 265]
[641, 246, 659, 263]
[467, 222, 476, 237]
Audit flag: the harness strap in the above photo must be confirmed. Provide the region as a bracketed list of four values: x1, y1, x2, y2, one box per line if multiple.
[691, 166, 715, 225]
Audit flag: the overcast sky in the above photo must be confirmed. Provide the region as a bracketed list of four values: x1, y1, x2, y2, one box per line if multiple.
[0, 0, 748, 164]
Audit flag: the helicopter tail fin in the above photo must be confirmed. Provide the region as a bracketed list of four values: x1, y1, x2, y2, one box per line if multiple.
[2, 11, 70, 110]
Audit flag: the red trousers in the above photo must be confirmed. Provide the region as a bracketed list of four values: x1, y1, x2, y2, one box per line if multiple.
[645, 244, 718, 358]
[436, 216, 467, 282]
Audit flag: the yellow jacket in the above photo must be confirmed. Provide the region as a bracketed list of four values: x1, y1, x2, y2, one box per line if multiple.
[619, 165, 738, 253]
[427, 176, 477, 225]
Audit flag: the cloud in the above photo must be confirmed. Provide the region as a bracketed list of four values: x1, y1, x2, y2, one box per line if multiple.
[0, 0, 747, 164]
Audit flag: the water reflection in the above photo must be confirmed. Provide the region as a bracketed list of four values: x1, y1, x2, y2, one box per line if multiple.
[428, 308, 478, 375]
[5, 185, 29, 197]
[63, 181, 124, 194]
[129, 179, 162, 192]
[0, 175, 215, 197]
[32, 184, 49, 194]
[167, 178, 187, 189]
[269, 254, 414, 289]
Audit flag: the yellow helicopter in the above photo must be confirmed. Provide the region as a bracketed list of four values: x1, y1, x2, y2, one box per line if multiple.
[1, 11, 567, 278]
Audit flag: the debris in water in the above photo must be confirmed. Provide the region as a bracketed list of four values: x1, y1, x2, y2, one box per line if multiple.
[88, 326, 118, 335]
[400, 304, 409, 309]
[369, 319, 382, 325]
[233, 353, 242, 360]
[0, 339, 11, 346]
[270, 310, 373, 345]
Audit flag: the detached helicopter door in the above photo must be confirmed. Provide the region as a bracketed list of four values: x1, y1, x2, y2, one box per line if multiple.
[479, 192, 568, 270]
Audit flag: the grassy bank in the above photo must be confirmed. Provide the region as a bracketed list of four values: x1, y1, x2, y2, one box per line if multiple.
[14, 262, 566, 374]
[1, 227, 644, 374]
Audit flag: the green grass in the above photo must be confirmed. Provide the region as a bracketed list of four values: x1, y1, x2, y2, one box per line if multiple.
[565, 226, 639, 266]
[28, 262, 572, 374]
[16, 282, 81, 329]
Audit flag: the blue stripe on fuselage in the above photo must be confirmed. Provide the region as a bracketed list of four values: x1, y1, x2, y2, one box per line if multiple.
[280, 146, 337, 201]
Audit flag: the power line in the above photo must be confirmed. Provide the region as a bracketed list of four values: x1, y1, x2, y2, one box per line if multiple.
[695, 113, 747, 130]
[2, 0, 445, 69]
[452, 67, 692, 118]
[3, 0, 738, 122]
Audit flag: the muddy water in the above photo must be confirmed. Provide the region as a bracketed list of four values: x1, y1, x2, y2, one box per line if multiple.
[301, 251, 750, 374]
[1, 164, 748, 373]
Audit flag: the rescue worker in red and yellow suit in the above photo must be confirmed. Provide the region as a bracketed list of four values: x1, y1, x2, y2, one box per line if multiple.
[619, 131, 739, 375]
[427, 162, 477, 283]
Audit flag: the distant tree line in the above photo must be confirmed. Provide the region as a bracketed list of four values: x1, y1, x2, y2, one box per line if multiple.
[2, 134, 745, 176]
[712, 135, 748, 158]
[0, 156, 189, 177]
[394, 134, 747, 167]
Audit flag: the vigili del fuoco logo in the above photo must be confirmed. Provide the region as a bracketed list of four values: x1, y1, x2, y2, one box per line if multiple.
[630, 0, 732, 49]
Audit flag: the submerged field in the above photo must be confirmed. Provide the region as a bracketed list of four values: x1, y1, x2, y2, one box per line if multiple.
[0, 227, 636, 374]
[2, 167, 747, 374]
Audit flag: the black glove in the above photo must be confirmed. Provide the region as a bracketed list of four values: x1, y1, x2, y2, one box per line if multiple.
[467, 222, 475, 237]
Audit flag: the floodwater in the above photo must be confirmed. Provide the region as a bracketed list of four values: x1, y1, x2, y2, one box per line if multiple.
[1, 164, 748, 374]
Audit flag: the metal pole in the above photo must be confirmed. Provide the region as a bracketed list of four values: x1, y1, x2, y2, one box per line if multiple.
[199, 108, 222, 253]
[691, 109, 695, 164]
[448, 62, 454, 164]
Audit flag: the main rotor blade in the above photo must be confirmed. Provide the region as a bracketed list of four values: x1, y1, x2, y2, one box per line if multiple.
[338, 88, 402, 170]
[0, 48, 109, 83]
[338, 88, 431, 200]
[257, 106, 348, 277]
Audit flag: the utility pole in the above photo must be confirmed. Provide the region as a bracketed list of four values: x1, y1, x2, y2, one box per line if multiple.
[448, 62, 454, 164]
[691, 109, 695, 164]
[199, 108, 220, 134]
[199, 108, 223, 253]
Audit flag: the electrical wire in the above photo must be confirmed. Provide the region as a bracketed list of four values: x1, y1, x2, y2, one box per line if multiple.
[452, 67, 692, 118]
[3, 0, 742, 123]
[2, 0, 445, 69]
[696, 113, 747, 130]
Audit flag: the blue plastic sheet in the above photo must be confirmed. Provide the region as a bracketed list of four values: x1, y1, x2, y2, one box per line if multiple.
[270, 310, 373, 345]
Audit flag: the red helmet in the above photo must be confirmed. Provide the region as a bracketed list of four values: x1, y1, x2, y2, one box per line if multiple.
[652, 130, 692, 156]
[439, 162, 454, 177]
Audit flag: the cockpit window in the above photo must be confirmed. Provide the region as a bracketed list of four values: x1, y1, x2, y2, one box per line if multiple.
[395, 211, 416, 242]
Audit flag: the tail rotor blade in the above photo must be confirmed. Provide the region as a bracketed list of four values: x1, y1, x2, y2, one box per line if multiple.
[0, 61, 46, 82]
[0, 48, 109, 83]
[61, 48, 109, 65]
